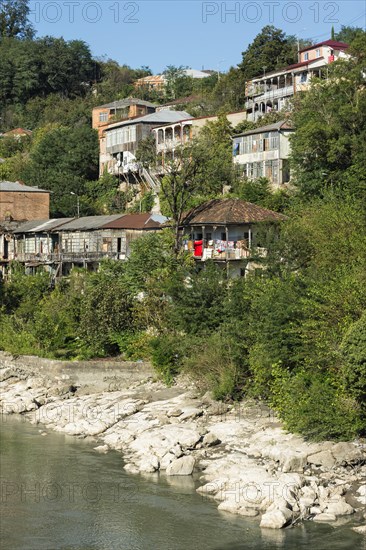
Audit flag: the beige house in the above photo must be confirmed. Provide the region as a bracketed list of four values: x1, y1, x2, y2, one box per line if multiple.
[232, 121, 294, 188]
[153, 111, 248, 166]
[101, 110, 191, 177]
[245, 39, 349, 121]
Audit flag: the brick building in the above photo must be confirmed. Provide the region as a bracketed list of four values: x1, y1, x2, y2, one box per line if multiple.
[0, 181, 50, 222]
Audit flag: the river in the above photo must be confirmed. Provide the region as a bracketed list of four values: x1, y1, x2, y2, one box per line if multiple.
[0, 416, 363, 550]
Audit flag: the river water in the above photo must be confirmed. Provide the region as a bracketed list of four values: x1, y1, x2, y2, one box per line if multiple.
[0, 416, 364, 550]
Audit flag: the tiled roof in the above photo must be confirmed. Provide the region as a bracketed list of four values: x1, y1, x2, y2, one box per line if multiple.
[299, 40, 349, 53]
[0, 181, 50, 193]
[286, 57, 324, 70]
[181, 199, 287, 225]
[3, 128, 32, 136]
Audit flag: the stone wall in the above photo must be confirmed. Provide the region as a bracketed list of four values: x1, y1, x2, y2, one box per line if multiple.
[0, 351, 153, 394]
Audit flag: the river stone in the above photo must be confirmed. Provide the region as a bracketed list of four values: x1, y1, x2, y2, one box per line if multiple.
[203, 432, 221, 447]
[160, 452, 175, 470]
[325, 500, 354, 517]
[138, 455, 159, 473]
[307, 450, 336, 469]
[352, 525, 366, 535]
[331, 442, 364, 465]
[167, 408, 182, 418]
[166, 456, 195, 476]
[282, 452, 308, 473]
[260, 508, 292, 529]
[313, 513, 337, 522]
[94, 445, 108, 453]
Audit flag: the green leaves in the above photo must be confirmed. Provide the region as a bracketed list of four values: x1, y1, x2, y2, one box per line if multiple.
[290, 38, 366, 200]
[239, 26, 297, 80]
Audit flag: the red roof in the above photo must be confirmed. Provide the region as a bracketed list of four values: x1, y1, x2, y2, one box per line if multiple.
[102, 213, 165, 230]
[3, 128, 32, 137]
[286, 57, 324, 70]
[299, 40, 349, 53]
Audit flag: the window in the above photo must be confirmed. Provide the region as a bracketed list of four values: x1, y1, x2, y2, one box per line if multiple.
[269, 133, 279, 150]
[99, 112, 108, 122]
[304, 52, 309, 61]
[316, 49, 321, 58]
[300, 72, 307, 83]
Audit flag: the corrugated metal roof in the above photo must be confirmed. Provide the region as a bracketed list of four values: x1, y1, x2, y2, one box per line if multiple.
[57, 215, 124, 231]
[102, 213, 167, 230]
[94, 98, 157, 109]
[104, 110, 192, 131]
[181, 199, 287, 225]
[0, 181, 50, 193]
[233, 121, 294, 138]
[13, 218, 74, 234]
[0, 220, 24, 232]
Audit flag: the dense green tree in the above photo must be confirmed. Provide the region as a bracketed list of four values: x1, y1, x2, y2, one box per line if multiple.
[239, 26, 298, 80]
[210, 67, 246, 112]
[19, 124, 99, 215]
[0, 0, 34, 40]
[335, 25, 365, 44]
[163, 65, 193, 100]
[78, 264, 133, 356]
[290, 35, 366, 200]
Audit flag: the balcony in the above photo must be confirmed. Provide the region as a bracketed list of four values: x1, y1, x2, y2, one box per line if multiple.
[14, 252, 121, 264]
[156, 137, 183, 152]
[245, 86, 294, 107]
[184, 239, 267, 261]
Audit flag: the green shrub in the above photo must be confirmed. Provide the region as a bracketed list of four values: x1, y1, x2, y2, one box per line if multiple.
[341, 312, 366, 418]
[270, 365, 363, 441]
[111, 331, 153, 361]
[150, 334, 190, 384]
[183, 331, 248, 400]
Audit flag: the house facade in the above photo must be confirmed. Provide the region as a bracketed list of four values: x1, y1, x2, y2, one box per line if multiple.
[232, 121, 294, 188]
[245, 40, 349, 121]
[152, 111, 248, 166]
[7, 213, 166, 277]
[100, 110, 191, 176]
[92, 98, 156, 135]
[180, 198, 286, 277]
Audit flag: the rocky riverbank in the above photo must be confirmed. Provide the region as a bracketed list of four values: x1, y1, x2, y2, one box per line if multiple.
[0, 352, 365, 535]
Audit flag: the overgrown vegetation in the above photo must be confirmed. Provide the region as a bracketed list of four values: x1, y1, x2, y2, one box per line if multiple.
[1, 3, 365, 441]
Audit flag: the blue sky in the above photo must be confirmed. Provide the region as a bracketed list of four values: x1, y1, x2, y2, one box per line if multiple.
[29, 1, 366, 73]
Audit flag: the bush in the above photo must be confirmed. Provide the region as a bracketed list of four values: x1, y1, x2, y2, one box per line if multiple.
[341, 312, 366, 418]
[111, 331, 153, 361]
[150, 334, 190, 384]
[183, 331, 248, 400]
[270, 365, 364, 441]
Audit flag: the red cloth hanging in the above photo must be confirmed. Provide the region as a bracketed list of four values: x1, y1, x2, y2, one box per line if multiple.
[194, 240, 203, 257]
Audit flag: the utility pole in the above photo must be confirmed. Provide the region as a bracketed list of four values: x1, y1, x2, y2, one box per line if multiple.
[70, 192, 80, 218]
